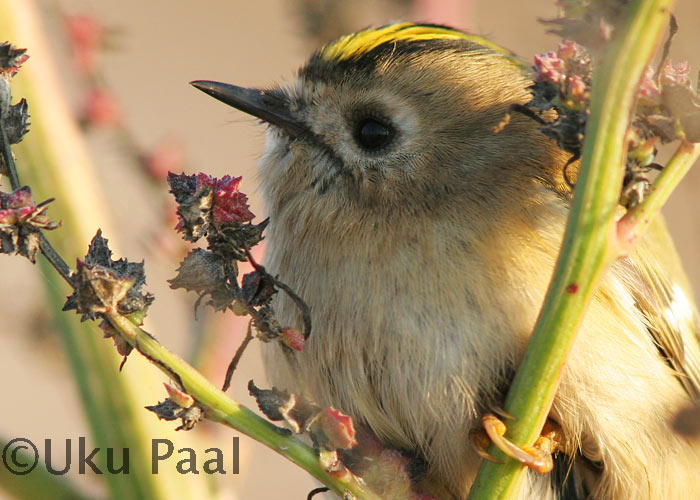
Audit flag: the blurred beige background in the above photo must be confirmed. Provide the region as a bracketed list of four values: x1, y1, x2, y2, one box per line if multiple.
[1, 1, 699, 499]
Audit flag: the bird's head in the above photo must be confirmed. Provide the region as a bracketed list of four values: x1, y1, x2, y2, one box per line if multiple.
[192, 23, 570, 229]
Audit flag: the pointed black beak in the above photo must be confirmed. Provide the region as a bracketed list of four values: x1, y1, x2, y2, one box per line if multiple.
[190, 80, 307, 138]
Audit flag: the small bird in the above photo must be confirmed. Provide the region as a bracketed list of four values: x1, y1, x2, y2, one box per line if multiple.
[192, 23, 700, 500]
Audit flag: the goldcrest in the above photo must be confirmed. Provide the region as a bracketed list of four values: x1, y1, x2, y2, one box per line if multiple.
[193, 23, 700, 500]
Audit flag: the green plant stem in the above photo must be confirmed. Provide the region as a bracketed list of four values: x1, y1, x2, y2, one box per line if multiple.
[618, 141, 700, 247]
[106, 312, 383, 500]
[467, 1, 674, 498]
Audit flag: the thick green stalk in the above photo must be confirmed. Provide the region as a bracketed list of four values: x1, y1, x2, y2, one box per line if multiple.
[468, 1, 674, 498]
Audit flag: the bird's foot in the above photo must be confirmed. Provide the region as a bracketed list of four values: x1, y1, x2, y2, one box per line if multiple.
[469, 413, 562, 474]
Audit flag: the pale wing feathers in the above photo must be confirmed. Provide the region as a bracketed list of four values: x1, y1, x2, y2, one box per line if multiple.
[626, 216, 700, 399]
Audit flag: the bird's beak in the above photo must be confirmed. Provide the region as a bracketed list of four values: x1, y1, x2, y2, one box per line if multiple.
[190, 80, 307, 138]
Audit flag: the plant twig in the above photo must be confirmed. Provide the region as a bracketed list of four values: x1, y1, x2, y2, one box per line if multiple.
[0, 92, 75, 286]
[105, 311, 383, 500]
[468, 1, 675, 498]
[617, 140, 700, 250]
[222, 320, 255, 391]
[37, 233, 74, 284]
[245, 247, 312, 338]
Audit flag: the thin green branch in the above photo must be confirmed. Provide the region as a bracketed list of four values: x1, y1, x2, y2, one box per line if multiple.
[106, 311, 384, 500]
[618, 141, 700, 248]
[467, 1, 675, 498]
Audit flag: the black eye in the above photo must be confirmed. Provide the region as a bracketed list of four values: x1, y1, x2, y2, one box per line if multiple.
[353, 118, 394, 151]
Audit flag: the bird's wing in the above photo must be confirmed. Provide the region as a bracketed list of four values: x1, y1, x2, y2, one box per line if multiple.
[626, 215, 700, 399]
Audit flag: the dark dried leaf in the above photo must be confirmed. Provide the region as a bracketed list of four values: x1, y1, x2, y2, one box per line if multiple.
[168, 247, 234, 311]
[240, 269, 277, 307]
[167, 171, 199, 203]
[146, 399, 182, 421]
[169, 248, 225, 293]
[208, 218, 268, 261]
[248, 380, 319, 434]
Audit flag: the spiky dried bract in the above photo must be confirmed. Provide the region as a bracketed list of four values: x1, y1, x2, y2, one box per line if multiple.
[208, 219, 268, 262]
[168, 172, 255, 244]
[4, 98, 30, 145]
[0, 187, 59, 262]
[0, 43, 29, 79]
[63, 230, 153, 322]
[145, 398, 203, 431]
[168, 171, 212, 242]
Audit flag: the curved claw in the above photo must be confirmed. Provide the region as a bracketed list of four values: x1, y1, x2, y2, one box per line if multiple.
[481, 413, 560, 474]
[469, 428, 503, 464]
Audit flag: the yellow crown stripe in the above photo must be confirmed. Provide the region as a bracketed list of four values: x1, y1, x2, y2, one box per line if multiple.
[320, 22, 518, 62]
